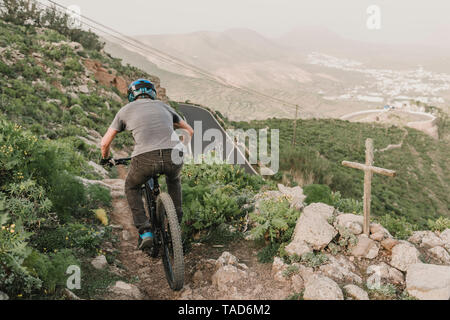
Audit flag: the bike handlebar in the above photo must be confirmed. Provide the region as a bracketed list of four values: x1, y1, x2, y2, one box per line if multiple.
[111, 158, 131, 166]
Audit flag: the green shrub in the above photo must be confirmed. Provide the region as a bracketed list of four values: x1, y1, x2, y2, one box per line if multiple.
[250, 199, 300, 243]
[257, 242, 280, 263]
[299, 252, 329, 268]
[303, 184, 333, 205]
[32, 223, 109, 255]
[180, 162, 263, 238]
[427, 216, 450, 232]
[331, 191, 363, 214]
[0, 213, 42, 296]
[86, 184, 112, 209]
[23, 249, 79, 294]
[48, 173, 87, 223]
[378, 213, 416, 240]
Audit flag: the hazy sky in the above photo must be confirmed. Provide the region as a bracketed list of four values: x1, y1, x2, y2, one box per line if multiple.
[50, 0, 450, 47]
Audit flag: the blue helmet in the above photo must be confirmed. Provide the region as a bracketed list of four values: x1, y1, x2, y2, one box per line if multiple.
[127, 79, 157, 102]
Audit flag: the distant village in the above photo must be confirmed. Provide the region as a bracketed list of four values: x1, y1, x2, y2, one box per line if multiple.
[308, 52, 449, 115]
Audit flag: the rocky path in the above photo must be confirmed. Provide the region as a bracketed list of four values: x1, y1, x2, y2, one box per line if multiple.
[102, 166, 296, 300]
[99, 170, 450, 301]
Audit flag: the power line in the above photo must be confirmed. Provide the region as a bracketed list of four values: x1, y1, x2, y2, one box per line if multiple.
[37, 0, 323, 118]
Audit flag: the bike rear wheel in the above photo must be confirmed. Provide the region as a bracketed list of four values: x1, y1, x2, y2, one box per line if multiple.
[157, 193, 184, 291]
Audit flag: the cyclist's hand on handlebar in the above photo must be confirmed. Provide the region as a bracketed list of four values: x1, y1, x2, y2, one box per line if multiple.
[100, 157, 115, 167]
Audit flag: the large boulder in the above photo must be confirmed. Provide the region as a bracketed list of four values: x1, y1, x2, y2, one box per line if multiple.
[319, 254, 363, 284]
[438, 229, 450, 251]
[349, 234, 379, 259]
[343, 284, 369, 300]
[334, 214, 364, 235]
[286, 203, 337, 253]
[428, 246, 450, 265]
[408, 231, 444, 248]
[390, 242, 421, 271]
[406, 263, 450, 300]
[366, 262, 404, 286]
[303, 274, 344, 300]
[277, 184, 306, 210]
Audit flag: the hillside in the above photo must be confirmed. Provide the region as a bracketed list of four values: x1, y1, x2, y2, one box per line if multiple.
[231, 117, 450, 228]
[1, 1, 449, 302]
[0, 5, 175, 299]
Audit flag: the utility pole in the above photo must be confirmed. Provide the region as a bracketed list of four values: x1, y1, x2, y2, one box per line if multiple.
[292, 104, 299, 147]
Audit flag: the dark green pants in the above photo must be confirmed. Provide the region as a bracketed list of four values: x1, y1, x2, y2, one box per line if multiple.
[125, 149, 183, 233]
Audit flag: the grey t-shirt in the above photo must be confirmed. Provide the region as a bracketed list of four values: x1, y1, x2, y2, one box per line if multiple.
[109, 99, 182, 157]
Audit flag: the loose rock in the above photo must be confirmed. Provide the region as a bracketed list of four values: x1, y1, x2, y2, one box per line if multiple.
[319, 254, 362, 284]
[438, 229, 450, 251]
[350, 234, 379, 259]
[390, 242, 421, 271]
[428, 246, 450, 265]
[303, 275, 344, 300]
[334, 214, 364, 235]
[343, 284, 369, 300]
[287, 203, 337, 252]
[406, 263, 450, 300]
[0, 291, 9, 300]
[366, 262, 404, 286]
[91, 255, 108, 270]
[211, 265, 248, 291]
[109, 281, 143, 300]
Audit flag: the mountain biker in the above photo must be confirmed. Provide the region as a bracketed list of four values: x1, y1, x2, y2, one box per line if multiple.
[100, 79, 193, 250]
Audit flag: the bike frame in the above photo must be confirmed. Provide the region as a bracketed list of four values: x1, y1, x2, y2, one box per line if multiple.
[143, 176, 160, 233]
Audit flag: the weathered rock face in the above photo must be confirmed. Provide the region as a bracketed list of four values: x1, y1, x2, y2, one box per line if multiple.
[334, 214, 364, 235]
[390, 242, 421, 271]
[84, 59, 127, 95]
[109, 281, 143, 300]
[286, 203, 337, 254]
[83, 59, 168, 102]
[303, 275, 344, 300]
[406, 263, 450, 300]
[428, 246, 450, 265]
[343, 284, 369, 300]
[349, 234, 379, 259]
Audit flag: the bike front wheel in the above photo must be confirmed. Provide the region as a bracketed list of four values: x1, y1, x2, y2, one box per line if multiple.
[157, 193, 184, 291]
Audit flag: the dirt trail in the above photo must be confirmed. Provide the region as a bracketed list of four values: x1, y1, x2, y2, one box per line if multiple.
[105, 166, 293, 300]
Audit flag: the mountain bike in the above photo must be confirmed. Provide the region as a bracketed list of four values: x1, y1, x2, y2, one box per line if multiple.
[111, 158, 184, 291]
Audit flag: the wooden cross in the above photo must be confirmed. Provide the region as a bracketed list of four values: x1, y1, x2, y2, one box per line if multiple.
[342, 138, 396, 235]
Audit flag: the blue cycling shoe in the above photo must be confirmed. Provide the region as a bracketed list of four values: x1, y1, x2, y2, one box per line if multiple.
[137, 231, 153, 250]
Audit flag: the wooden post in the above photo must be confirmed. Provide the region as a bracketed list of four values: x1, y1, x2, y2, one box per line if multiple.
[342, 138, 396, 235]
[363, 139, 374, 236]
[292, 104, 298, 147]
